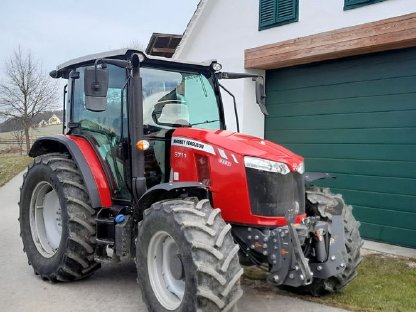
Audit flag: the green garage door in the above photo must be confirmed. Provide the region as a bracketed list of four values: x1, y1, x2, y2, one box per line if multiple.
[265, 48, 416, 248]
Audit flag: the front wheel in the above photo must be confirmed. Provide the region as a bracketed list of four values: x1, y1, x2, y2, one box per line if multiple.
[303, 187, 363, 296]
[136, 199, 243, 312]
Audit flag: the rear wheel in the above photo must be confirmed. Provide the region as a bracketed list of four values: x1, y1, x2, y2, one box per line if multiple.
[303, 187, 363, 296]
[136, 198, 243, 311]
[19, 153, 100, 282]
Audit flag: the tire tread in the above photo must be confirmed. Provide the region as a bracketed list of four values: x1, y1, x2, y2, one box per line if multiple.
[302, 187, 363, 296]
[20, 153, 100, 282]
[137, 198, 243, 311]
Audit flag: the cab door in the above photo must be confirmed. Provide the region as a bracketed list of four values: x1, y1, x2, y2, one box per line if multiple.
[68, 64, 131, 201]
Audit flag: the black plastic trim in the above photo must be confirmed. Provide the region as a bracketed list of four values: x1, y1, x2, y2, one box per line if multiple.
[304, 172, 335, 183]
[138, 182, 208, 209]
[29, 135, 102, 208]
[62, 84, 67, 134]
[129, 57, 145, 200]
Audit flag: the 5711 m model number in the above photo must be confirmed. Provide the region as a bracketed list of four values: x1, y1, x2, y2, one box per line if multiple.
[174, 152, 187, 159]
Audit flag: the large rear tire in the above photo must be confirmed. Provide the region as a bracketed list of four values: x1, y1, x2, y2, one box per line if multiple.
[19, 153, 100, 282]
[136, 198, 243, 312]
[303, 187, 363, 296]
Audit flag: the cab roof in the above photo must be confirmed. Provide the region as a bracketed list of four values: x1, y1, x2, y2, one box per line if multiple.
[52, 48, 216, 79]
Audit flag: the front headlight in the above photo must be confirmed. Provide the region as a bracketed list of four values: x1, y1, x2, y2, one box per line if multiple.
[297, 161, 305, 174]
[244, 156, 290, 175]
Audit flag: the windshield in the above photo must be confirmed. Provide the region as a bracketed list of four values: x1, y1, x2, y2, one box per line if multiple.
[141, 67, 221, 134]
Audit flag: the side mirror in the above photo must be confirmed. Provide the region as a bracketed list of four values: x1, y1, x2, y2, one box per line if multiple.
[152, 100, 190, 127]
[254, 77, 268, 115]
[84, 65, 109, 112]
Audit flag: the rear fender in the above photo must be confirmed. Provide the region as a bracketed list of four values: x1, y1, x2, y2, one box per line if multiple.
[29, 135, 112, 208]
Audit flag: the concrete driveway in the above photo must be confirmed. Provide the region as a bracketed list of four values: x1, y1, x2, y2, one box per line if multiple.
[0, 172, 346, 312]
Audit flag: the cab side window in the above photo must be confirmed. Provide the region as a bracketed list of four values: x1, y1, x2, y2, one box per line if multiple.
[71, 65, 130, 200]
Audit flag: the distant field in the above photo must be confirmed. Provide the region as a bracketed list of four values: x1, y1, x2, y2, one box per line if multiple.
[0, 124, 62, 152]
[0, 124, 62, 139]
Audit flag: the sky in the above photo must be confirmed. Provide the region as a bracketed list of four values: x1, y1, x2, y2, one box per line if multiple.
[0, 0, 199, 76]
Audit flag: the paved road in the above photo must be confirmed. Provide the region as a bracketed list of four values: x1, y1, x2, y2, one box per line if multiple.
[0, 172, 346, 312]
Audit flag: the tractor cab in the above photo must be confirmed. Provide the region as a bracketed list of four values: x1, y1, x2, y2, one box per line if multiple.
[53, 49, 228, 202]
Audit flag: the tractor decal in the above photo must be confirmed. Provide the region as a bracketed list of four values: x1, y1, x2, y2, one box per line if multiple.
[171, 136, 216, 155]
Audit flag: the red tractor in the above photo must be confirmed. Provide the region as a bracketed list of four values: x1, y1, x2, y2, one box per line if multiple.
[19, 49, 362, 311]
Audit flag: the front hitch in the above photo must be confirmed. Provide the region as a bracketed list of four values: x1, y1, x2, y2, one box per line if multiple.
[233, 204, 348, 286]
[281, 222, 314, 286]
[233, 225, 313, 286]
[308, 215, 348, 279]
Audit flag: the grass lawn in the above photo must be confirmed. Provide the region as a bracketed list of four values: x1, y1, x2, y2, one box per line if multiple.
[0, 153, 32, 187]
[244, 254, 416, 312]
[304, 254, 416, 311]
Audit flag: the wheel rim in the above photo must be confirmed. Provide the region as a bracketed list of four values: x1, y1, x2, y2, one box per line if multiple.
[29, 181, 62, 258]
[147, 231, 185, 310]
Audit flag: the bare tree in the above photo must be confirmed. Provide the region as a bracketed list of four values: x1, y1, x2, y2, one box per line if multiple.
[0, 47, 58, 154]
[12, 129, 25, 155]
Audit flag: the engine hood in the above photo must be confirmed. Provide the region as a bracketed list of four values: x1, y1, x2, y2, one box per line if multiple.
[172, 128, 304, 171]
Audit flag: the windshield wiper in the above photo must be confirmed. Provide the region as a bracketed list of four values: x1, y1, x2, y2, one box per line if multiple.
[191, 119, 220, 126]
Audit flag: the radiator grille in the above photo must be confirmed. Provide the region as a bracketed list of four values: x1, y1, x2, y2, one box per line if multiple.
[246, 168, 305, 217]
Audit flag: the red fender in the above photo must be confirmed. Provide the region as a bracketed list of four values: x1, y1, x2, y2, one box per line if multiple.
[67, 135, 112, 208]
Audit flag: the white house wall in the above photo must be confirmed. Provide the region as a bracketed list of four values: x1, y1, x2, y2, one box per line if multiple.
[175, 0, 416, 138]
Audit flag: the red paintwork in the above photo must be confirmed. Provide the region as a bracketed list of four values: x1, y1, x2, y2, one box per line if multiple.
[170, 128, 305, 227]
[67, 135, 112, 208]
